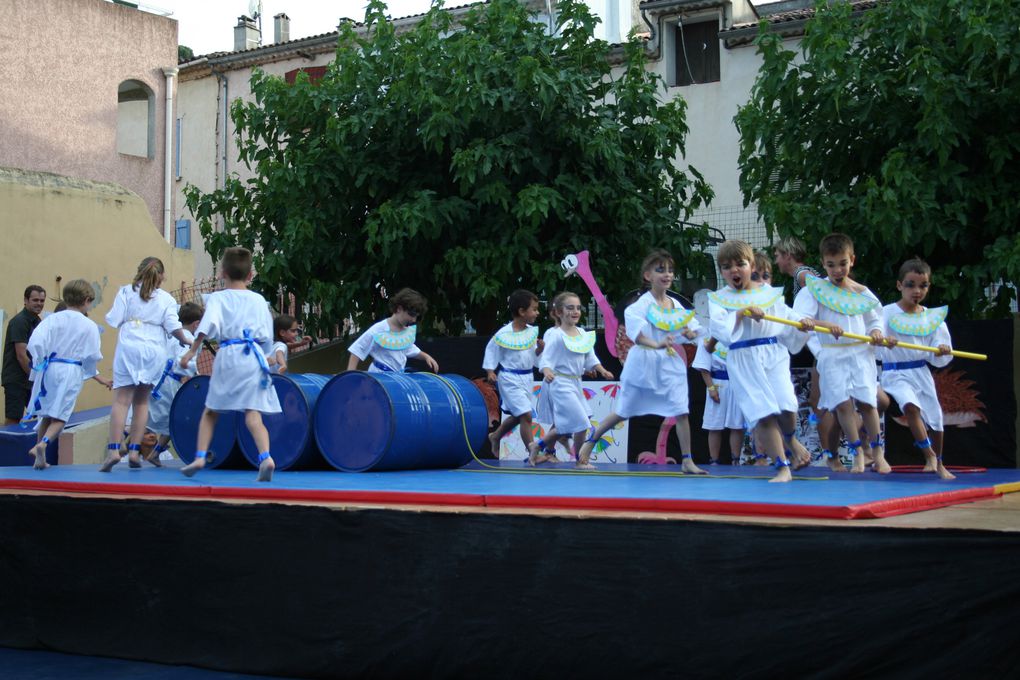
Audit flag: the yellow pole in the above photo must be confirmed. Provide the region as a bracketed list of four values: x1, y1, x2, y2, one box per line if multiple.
[741, 310, 987, 361]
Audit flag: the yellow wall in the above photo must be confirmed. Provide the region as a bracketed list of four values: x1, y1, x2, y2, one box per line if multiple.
[0, 168, 195, 416]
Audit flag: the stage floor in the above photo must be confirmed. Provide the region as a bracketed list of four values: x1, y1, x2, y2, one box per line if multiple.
[1, 459, 1018, 521]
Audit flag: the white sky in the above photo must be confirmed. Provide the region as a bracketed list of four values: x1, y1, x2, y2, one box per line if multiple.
[151, 0, 436, 56]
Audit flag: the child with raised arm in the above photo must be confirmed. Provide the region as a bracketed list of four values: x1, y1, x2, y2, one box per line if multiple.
[880, 258, 955, 479]
[577, 250, 703, 474]
[23, 280, 104, 470]
[793, 232, 890, 474]
[535, 291, 613, 469]
[692, 337, 744, 466]
[346, 288, 439, 374]
[483, 290, 549, 465]
[144, 301, 204, 466]
[708, 240, 813, 483]
[100, 257, 189, 472]
[268, 314, 300, 375]
[179, 247, 280, 482]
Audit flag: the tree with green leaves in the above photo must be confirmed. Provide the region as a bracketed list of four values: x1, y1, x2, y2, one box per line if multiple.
[736, 0, 1020, 317]
[186, 0, 712, 336]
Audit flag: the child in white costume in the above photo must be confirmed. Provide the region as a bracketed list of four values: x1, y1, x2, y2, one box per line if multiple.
[880, 258, 954, 479]
[268, 314, 300, 374]
[483, 290, 547, 464]
[346, 288, 439, 374]
[692, 338, 744, 465]
[179, 248, 281, 482]
[24, 280, 105, 470]
[709, 240, 813, 483]
[100, 257, 189, 472]
[793, 232, 889, 474]
[145, 301, 204, 465]
[576, 250, 703, 474]
[535, 292, 613, 469]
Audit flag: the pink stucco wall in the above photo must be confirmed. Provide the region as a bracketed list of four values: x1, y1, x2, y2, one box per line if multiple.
[0, 0, 178, 233]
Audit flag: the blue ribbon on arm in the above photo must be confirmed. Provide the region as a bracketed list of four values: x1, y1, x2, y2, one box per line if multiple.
[21, 352, 83, 425]
[220, 329, 272, 388]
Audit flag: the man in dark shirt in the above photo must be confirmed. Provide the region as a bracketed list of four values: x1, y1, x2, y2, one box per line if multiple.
[3, 285, 47, 424]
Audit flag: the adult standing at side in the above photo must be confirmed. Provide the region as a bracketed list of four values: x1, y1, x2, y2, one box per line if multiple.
[3, 285, 47, 424]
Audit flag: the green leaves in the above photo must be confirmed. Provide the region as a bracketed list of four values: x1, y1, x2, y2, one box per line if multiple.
[736, 0, 1020, 318]
[187, 0, 712, 336]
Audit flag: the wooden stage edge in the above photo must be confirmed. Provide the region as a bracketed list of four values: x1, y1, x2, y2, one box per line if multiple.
[4, 483, 1020, 533]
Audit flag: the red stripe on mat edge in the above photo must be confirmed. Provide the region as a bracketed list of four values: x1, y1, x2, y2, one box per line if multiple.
[0, 479, 214, 498]
[844, 486, 997, 519]
[482, 494, 857, 520]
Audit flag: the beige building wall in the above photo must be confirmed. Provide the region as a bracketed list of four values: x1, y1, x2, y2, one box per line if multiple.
[0, 0, 179, 234]
[0, 168, 195, 417]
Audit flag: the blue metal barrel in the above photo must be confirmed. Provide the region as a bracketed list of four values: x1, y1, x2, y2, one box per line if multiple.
[237, 373, 331, 470]
[168, 375, 244, 468]
[312, 371, 488, 472]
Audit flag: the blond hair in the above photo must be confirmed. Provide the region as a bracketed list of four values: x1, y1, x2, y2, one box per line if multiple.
[62, 279, 94, 308]
[716, 240, 754, 267]
[133, 257, 165, 302]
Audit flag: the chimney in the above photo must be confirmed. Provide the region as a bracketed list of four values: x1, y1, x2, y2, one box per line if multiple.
[233, 15, 260, 52]
[274, 13, 290, 44]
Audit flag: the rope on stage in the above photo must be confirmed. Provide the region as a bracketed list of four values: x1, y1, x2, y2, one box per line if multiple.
[424, 373, 828, 481]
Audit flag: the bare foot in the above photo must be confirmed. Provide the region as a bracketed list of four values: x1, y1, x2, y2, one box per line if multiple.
[788, 437, 811, 470]
[526, 441, 541, 466]
[145, 451, 163, 468]
[872, 451, 892, 474]
[681, 457, 707, 475]
[128, 451, 143, 469]
[180, 456, 206, 477]
[257, 456, 275, 482]
[753, 456, 769, 467]
[922, 459, 937, 472]
[574, 461, 596, 470]
[825, 453, 848, 473]
[539, 452, 559, 464]
[850, 456, 866, 473]
[936, 462, 956, 480]
[576, 441, 595, 467]
[99, 451, 121, 473]
[488, 432, 501, 456]
[31, 442, 49, 470]
[769, 466, 793, 483]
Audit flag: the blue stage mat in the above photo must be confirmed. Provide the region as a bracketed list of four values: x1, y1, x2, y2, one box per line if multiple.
[1, 459, 1018, 520]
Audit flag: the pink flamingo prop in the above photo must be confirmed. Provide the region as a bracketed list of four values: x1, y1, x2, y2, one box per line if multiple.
[561, 250, 677, 464]
[560, 251, 621, 358]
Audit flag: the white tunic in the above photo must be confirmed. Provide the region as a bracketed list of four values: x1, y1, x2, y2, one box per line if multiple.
[793, 281, 882, 410]
[482, 322, 538, 417]
[106, 285, 182, 388]
[535, 327, 600, 434]
[268, 341, 288, 375]
[147, 329, 198, 435]
[691, 341, 744, 430]
[26, 310, 102, 422]
[879, 303, 952, 431]
[348, 319, 422, 373]
[198, 289, 281, 414]
[614, 292, 701, 418]
[709, 288, 804, 429]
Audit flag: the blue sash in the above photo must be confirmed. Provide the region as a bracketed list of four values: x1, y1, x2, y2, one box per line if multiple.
[882, 360, 927, 371]
[220, 329, 271, 388]
[22, 352, 83, 424]
[151, 358, 184, 400]
[498, 365, 533, 375]
[710, 369, 729, 381]
[729, 337, 778, 351]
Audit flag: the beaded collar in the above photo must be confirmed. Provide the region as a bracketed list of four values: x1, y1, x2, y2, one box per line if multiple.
[562, 329, 596, 354]
[646, 300, 695, 330]
[888, 306, 948, 337]
[373, 325, 416, 350]
[805, 276, 878, 316]
[494, 325, 539, 350]
[707, 286, 783, 311]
